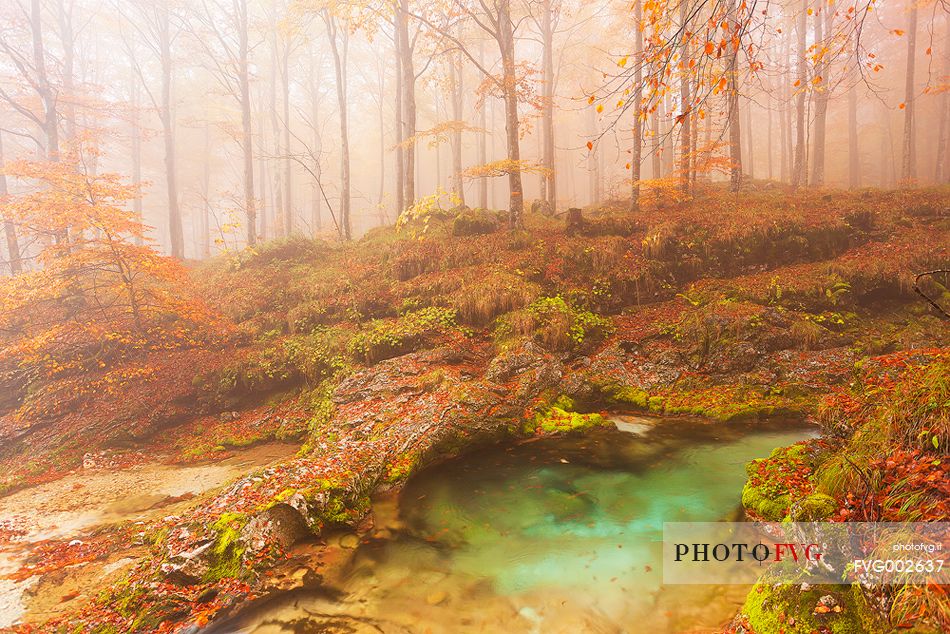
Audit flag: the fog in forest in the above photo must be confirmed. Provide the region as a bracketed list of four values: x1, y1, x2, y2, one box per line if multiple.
[0, 0, 947, 264]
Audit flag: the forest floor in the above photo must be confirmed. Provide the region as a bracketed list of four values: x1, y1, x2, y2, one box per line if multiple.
[0, 185, 947, 633]
[0, 442, 298, 628]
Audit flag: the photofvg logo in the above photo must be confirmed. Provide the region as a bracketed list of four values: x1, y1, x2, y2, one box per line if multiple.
[673, 541, 824, 565]
[662, 522, 949, 586]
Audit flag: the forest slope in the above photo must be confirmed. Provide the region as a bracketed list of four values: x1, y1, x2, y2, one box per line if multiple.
[0, 187, 947, 632]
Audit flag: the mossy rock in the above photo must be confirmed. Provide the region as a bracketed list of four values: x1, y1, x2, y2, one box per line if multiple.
[300, 480, 371, 532]
[740, 581, 885, 634]
[204, 512, 249, 582]
[531, 406, 607, 435]
[741, 478, 790, 521]
[789, 492, 838, 521]
[452, 209, 499, 236]
[603, 384, 650, 409]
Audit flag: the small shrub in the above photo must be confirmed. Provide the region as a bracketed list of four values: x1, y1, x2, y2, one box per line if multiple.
[790, 318, 825, 351]
[245, 236, 326, 267]
[348, 307, 461, 363]
[218, 328, 351, 395]
[495, 295, 613, 353]
[394, 188, 459, 237]
[449, 272, 539, 326]
[391, 240, 443, 281]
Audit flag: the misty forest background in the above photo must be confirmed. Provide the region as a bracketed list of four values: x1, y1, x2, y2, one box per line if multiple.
[0, 0, 947, 268]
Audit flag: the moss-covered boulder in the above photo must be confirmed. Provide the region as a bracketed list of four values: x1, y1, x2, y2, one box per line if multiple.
[239, 503, 310, 560]
[741, 443, 814, 521]
[526, 395, 609, 435]
[741, 480, 791, 521]
[789, 492, 838, 521]
[601, 383, 651, 409]
[737, 581, 885, 634]
[452, 208, 499, 236]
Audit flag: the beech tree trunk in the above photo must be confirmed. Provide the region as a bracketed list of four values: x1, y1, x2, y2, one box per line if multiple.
[745, 99, 754, 180]
[497, 0, 524, 225]
[541, 0, 556, 212]
[396, 0, 416, 210]
[810, 4, 829, 187]
[703, 108, 712, 182]
[158, 4, 183, 258]
[56, 0, 76, 144]
[490, 98, 497, 208]
[130, 67, 143, 245]
[630, 0, 642, 211]
[662, 95, 674, 176]
[679, 0, 691, 193]
[780, 34, 790, 183]
[257, 83, 268, 241]
[306, 45, 323, 235]
[476, 43, 488, 208]
[238, 0, 256, 247]
[727, 0, 742, 192]
[27, 0, 56, 162]
[282, 41, 293, 234]
[587, 106, 597, 204]
[0, 132, 21, 275]
[269, 14, 284, 237]
[791, 0, 808, 189]
[449, 52, 465, 205]
[377, 59, 386, 224]
[848, 81, 861, 188]
[394, 41, 405, 214]
[936, 88, 949, 183]
[30, 0, 62, 249]
[766, 90, 773, 180]
[201, 122, 211, 258]
[900, 1, 918, 182]
[325, 12, 351, 239]
[938, 23, 950, 183]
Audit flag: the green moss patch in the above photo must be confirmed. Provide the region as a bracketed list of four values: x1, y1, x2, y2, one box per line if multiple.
[742, 444, 816, 521]
[739, 581, 884, 634]
[495, 295, 613, 353]
[348, 306, 463, 363]
[528, 396, 608, 435]
[204, 512, 249, 582]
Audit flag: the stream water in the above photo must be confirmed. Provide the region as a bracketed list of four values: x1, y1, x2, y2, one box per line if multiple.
[220, 416, 815, 634]
[0, 442, 300, 628]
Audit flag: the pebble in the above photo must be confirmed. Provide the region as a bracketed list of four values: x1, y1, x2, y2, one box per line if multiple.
[426, 590, 447, 605]
[339, 533, 360, 549]
[818, 594, 838, 608]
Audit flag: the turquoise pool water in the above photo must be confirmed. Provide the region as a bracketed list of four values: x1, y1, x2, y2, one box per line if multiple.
[225, 416, 815, 633]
